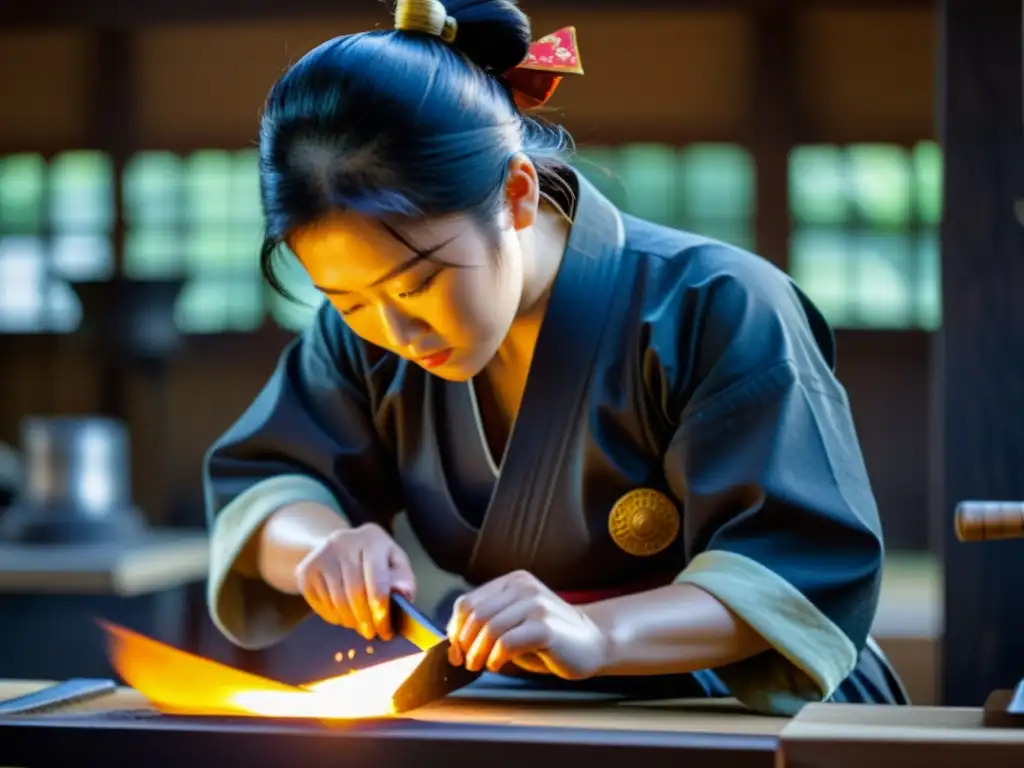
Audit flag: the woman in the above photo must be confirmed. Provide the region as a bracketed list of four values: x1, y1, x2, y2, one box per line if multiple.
[204, 0, 908, 715]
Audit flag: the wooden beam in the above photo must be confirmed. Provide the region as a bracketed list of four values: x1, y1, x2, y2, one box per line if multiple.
[748, 6, 800, 271]
[937, 0, 1024, 706]
[0, 0, 936, 30]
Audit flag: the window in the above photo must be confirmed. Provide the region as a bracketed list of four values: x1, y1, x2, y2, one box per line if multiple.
[0, 152, 114, 333]
[122, 149, 324, 334]
[572, 143, 757, 252]
[123, 150, 267, 333]
[788, 141, 942, 330]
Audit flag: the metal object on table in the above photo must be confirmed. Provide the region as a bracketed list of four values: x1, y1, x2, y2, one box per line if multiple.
[0, 417, 146, 545]
[389, 593, 445, 651]
[389, 594, 482, 713]
[954, 501, 1024, 542]
[0, 679, 116, 716]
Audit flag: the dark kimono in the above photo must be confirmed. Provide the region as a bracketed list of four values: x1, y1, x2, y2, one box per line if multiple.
[204, 174, 908, 715]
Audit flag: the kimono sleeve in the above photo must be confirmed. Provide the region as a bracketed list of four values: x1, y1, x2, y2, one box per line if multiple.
[204, 303, 404, 649]
[662, 254, 884, 716]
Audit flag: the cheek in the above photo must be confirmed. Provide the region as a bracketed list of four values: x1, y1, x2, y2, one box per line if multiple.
[441, 259, 520, 339]
[327, 300, 387, 347]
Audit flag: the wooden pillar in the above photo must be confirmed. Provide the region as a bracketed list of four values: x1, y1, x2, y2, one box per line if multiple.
[88, 28, 134, 419]
[749, 7, 799, 272]
[937, 0, 1024, 706]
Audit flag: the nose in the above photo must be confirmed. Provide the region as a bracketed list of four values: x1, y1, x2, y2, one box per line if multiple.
[377, 303, 426, 352]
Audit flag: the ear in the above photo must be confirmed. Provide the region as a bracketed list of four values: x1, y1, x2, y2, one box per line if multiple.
[504, 153, 541, 232]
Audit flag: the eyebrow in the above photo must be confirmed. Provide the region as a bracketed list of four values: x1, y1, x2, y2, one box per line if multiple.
[313, 223, 457, 296]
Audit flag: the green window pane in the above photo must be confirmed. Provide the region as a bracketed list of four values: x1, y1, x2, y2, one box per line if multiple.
[791, 229, 928, 329]
[789, 228, 854, 327]
[848, 144, 912, 228]
[0, 236, 82, 333]
[175, 275, 263, 333]
[850, 233, 914, 328]
[184, 151, 232, 228]
[0, 154, 46, 233]
[183, 227, 259, 273]
[125, 231, 184, 278]
[572, 146, 626, 208]
[268, 298, 323, 332]
[50, 151, 114, 233]
[678, 143, 755, 220]
[0, 236, 47, 331]
[226, 230, 261, 271]
[52, 234, 114, 281]
[616, 144, 677, 225]
[789, 145, 847, 225]
[124, 151, 182, 228]
[265, 247, 323, 331]
[232, 149, 264, 228]
[47, 279, 83, 333]
[788, 142, 942, 331]
[914, 141, 943, 226]
[695, 221, 755, 252]
[175, 280, 226, 333]
[183, 228, 230, 273]
[916, 231, 941, 330]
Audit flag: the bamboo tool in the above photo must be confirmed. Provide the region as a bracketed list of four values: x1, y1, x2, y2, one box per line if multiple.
[954, 501, 1024, 541]
[389, 594, 482, 713]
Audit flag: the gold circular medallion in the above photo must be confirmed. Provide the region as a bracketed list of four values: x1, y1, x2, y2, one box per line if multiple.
[608, 489, 680, 557]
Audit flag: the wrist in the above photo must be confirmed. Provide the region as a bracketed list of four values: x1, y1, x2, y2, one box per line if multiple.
[580, 602, 629, 677]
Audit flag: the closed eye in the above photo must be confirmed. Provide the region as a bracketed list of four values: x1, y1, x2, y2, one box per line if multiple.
[398, 270, 442, 300]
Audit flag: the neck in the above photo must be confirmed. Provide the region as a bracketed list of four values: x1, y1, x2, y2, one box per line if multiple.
[493, 206, 571, 371]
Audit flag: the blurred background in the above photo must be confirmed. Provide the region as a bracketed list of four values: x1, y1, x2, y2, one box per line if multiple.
[0, 1, 943, 705]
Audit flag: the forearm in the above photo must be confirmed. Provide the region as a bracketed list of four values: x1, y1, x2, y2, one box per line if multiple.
[253, 502, 351, 595]
[584, 583, 771, 677]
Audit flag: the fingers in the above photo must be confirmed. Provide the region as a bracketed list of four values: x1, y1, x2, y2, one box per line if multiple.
[296, 566, 333, 622]
[296, 526, 417, 642]
[484, 622, 553, 674]
[362, 548, 394, 641]
[320, 569, 357, 629]
[446, 576, 511, 641]
[448, 571, 550, 671]
[388, 546, 417, 601]
[453, 589, 520, 668]
[340, 549, 376, 640]
[463, 600, 533, 672]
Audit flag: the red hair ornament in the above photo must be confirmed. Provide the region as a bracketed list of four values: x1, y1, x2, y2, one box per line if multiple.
[500, 26, 584, 111]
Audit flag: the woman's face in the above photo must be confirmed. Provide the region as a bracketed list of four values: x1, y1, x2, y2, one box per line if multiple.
[291, 209, 537, 382]
[290, 156, 541, 381]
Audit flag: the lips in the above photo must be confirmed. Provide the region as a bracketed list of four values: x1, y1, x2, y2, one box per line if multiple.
[417, 348, 453, 369]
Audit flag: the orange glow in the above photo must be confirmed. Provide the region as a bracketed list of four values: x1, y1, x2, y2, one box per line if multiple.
[101, 621, 426, 720]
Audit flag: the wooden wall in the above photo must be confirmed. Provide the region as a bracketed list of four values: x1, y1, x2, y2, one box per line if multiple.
[0, 6, 939, 549]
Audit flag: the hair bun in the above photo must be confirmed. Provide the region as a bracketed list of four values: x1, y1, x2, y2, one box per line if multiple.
[395, 0, 531, 74]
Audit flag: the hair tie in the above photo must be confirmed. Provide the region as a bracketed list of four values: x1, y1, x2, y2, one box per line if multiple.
[394, 0, 458, 43]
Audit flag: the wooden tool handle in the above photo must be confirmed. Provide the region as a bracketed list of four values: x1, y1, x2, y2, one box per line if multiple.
[954, 501, 1024, 541]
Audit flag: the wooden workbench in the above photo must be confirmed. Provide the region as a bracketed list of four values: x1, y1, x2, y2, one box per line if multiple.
[5, 680, 1024, 767]
[0, 679, 782, 768]
[779, 700, 1024, 767]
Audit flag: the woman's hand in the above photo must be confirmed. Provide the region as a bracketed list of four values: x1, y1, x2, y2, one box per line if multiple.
[295, 523, 416, 642]
[446, 571, 610, 680]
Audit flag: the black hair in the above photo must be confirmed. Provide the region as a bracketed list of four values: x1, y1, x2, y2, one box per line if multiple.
[257, 0, 575, 301]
